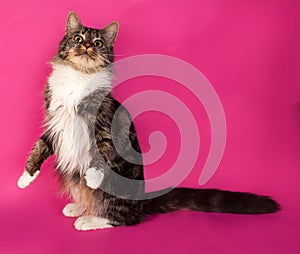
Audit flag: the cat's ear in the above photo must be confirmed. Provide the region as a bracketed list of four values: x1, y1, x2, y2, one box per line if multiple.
[101, 22, 119, 45]
[66, 11, 82, 33]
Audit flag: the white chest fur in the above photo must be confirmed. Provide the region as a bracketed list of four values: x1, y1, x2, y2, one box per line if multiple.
[47, 64, 112, 175]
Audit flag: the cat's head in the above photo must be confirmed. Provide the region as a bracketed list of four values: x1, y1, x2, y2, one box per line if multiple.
[54, 11, 118, 73]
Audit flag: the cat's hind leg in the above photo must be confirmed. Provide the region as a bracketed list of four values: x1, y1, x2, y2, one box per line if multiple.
[61, 179, 87, 217]
[74, 216, 113, 231]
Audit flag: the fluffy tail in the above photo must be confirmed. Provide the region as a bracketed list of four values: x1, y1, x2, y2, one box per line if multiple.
[142, 188, 280, 215]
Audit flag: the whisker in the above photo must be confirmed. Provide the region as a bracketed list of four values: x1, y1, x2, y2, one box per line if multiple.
[99, 55, 113, 65]
[102, 53, 132, 57]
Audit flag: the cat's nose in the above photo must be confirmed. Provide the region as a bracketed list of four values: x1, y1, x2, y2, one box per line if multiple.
[84, 42, 91, 48]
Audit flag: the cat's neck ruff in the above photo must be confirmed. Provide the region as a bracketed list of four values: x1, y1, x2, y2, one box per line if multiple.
[50, 63, 112, 97]
[48, 63, 113, 111]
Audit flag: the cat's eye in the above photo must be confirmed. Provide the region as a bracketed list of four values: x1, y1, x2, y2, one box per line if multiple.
[94, 40, 103, 48]
[73, 35, 84, 44]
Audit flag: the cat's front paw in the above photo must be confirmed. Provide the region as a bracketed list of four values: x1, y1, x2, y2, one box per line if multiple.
[17, 170, 40, 189]
[84, 167, 104, 189]
[76, 102, 98, 120]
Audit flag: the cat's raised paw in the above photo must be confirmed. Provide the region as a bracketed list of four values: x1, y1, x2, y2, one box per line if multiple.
[17, 170, 40, 189]
[62, 203, 85, 217]
[74, 216, 113, 231]
[84, 167, 104, 189]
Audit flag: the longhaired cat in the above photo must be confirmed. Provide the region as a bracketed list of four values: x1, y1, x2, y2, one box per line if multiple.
[18, 11, 280, 231]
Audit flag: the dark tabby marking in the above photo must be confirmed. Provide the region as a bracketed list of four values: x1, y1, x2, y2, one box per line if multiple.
[23, 11, 280, 228]
[25, 135, 53, 176]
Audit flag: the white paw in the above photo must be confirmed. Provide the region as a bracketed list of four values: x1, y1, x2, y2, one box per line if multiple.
[84, 167, 104, 189]
[62, 203, 85, 217]
[74, 216, 113, 231]
[17, 170, 40, 189]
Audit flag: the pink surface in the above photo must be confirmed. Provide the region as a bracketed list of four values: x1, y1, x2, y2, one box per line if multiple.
[1, 0, 300, 253]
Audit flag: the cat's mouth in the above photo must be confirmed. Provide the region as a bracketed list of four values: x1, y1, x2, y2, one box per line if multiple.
[68, 47, 104, 68]
[75, 51, 96, 61]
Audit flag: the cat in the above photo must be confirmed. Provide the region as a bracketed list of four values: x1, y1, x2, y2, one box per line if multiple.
[18, 11, 280, 231]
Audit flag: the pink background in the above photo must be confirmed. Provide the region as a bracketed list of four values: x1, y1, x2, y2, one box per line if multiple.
[1, 0, 300, 253]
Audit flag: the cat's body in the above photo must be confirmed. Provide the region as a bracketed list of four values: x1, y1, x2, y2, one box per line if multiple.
[47, 63, 146, 228]
[18, 12, 280, 231]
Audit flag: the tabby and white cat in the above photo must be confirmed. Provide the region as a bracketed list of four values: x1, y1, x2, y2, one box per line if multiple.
[18, 12, 280, 231]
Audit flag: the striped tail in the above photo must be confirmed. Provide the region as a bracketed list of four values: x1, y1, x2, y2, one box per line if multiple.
[143, 188, 280, 215]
